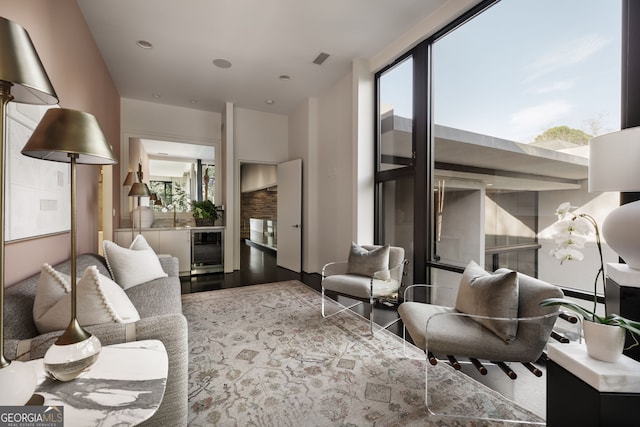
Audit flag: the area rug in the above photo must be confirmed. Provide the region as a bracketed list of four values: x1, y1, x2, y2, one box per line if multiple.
[183, 281, 543, 426]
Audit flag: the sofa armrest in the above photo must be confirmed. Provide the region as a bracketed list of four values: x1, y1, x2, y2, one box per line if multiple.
[158, 255, 179, 278]
[4, 314, 188, 427]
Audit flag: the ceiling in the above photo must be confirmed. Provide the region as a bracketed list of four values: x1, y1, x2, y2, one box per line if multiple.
[76, 0, 450, 115]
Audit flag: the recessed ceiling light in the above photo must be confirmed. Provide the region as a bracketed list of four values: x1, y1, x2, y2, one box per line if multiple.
[152, 93, 161, 98]
[265, 99, 275, 105]
[189, 99, 198, 104]
[213, 58, 232, 69]
[137, 40, 153, 49]
[279, 75, 291, 81]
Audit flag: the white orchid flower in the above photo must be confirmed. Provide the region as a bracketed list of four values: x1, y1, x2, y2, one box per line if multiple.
[550, 247, 584, 263]
[572, 216, 595, 235]
[552, 233, 587, 248]
[555, 202, 572, 218]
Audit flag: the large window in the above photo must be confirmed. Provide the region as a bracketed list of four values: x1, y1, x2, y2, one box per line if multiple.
[377, 56, 416, 285]
[376, 0, 625, 300]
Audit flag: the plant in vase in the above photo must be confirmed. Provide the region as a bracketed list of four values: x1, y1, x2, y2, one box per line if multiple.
[191, 199, 221, 226]
[540, 202, 640, 362]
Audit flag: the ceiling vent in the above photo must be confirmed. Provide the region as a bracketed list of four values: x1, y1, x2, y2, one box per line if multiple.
[312, 52, 330, 66]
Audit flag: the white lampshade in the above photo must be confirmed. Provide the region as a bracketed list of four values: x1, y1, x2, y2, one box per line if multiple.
[588, 126, 640, 269]
[589, 126, 640, 192]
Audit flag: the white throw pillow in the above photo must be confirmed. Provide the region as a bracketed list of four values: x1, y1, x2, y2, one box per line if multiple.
[33, 263, 140, 334]
[102, 235, 168, 289]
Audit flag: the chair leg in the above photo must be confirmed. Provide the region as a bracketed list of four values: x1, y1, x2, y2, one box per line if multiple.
[321, 286, 326, 317]
[321, 285, 363, 320]
[369, 295, 374, 335]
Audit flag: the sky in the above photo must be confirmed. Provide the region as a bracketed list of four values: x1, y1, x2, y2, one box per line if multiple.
[381, 0, 622, 144]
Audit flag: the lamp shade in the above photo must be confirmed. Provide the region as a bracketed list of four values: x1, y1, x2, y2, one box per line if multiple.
[0, 16, 58, 105]
[588, 127, 640, 192]
[126, 167, 150, 197]
[128, 182, 151, 197]
[588, 126, 640, 269]
[21, 108, 117, 164]
[122, 171, 136, 186]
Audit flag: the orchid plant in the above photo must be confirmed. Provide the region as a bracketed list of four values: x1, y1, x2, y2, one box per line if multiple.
[540, 202, 640, 339]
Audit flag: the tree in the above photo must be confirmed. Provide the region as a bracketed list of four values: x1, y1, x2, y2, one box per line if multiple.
[533, 126, 593, 145]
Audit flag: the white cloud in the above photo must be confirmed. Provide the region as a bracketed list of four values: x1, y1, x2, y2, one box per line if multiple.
[524, 34, 609, 82]
[510, 100, 573, 138]
[533, 80, 575, 94]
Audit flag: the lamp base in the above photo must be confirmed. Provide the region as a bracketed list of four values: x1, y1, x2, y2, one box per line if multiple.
[44, 334, 101, 382]
[0, 360, 37, 405]
[602, 200, 640, 270]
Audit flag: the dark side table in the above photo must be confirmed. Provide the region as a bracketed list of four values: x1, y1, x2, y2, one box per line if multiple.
[547, 343, 640, 427]
[606, 263, 640, 361]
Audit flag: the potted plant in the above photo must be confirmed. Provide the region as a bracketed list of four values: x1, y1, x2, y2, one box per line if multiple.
[540, 202, 640, 362]
[190, 199, 221, 226]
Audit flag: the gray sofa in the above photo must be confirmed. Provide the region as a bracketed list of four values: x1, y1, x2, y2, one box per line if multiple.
[3, 253, 188, 427]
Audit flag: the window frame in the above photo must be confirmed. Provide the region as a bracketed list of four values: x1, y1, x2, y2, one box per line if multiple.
[374, 0, 638, 301]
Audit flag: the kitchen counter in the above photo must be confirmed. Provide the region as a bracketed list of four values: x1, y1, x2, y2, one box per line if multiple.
[113, 226, 225, 275]
[115, 225, 225, 232]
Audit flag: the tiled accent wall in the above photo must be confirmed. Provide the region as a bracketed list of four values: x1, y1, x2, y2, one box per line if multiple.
[240, 188, 277, 239]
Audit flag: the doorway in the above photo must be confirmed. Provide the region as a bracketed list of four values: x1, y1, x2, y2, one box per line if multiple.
[240, 163, 278, 278]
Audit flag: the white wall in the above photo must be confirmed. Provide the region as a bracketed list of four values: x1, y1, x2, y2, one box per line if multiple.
[234, 108, 289, 161]
[289, 98, 320, 272]
[353, 59, 375, 245]
[232, 106, 289, 269]
[121, 98, 222, 142]
[315, 73, 356, 266]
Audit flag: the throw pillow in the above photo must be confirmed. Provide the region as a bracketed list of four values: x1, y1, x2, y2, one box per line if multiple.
[346, 243, 391, 280]
[33, 263, 140, 334]
[454, 260, 519, 342]
[103, 234, 168, 289]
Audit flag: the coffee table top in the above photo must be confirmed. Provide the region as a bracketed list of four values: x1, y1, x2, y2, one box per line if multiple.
[27, 339, 168, 426]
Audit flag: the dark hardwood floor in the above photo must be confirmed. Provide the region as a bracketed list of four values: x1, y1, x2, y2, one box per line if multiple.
[180, 239, 404, 337]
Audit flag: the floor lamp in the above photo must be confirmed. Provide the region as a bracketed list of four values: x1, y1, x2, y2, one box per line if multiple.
[0, 17, 58, 404]
[128, 171, 151, 235]
[21, 108, 117, 381]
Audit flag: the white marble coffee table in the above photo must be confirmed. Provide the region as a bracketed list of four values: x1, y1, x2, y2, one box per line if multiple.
[27, 339, 168, 427]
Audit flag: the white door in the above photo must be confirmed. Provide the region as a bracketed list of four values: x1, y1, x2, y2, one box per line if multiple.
[277, 159, 302, 272]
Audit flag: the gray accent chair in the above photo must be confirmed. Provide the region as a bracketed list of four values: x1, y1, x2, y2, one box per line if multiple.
[400, 271, 563, 362]
[398, 265, 564, 423]
[321, 244, 406, 335]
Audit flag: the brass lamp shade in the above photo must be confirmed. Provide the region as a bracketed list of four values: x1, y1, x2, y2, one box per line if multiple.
[21, 109, 117, 164]
[127, 166, 151, 197]
[0, 16, 58, 404]
[0, 16, 58, 105]
[122, 171, 136, 186]
[128, 182, 151, 197]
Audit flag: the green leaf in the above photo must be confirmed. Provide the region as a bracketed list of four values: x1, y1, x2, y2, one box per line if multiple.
[539, 298, 595, 322]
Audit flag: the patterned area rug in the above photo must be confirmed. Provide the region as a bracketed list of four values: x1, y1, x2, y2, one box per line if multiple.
[183, 281, 543, 426]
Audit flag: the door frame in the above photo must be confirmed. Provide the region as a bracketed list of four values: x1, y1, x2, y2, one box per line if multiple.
[235, 159, 278, 270]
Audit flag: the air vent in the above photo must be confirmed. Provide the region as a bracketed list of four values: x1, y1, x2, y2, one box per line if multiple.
[312, 52, 330, 66]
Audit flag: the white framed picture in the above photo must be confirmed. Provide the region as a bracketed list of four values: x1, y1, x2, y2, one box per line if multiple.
[5, 102, 69, 241]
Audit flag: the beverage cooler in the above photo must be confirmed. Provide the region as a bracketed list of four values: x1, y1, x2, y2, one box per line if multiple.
[191, 229, 224, 274]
